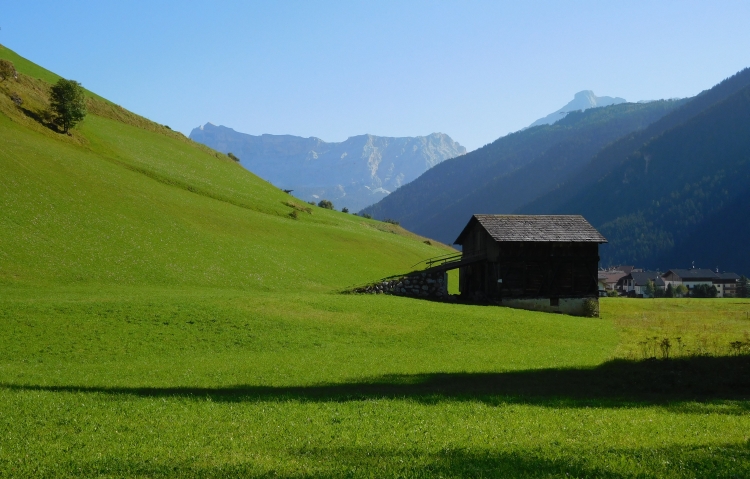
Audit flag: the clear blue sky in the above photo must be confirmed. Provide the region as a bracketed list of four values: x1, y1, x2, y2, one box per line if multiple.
[4, 1, 749, 150]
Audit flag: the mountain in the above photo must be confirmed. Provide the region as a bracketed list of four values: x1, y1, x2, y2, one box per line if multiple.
[521, 68, 750, 273]
[189, 123, 466, 212]
[361, 99, 683, 245]
[528, 90, 627, 128]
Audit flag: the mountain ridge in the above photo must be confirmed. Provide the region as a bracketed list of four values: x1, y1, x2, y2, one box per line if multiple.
[189, 123, 466, 211]
[528, 90, 627, 128]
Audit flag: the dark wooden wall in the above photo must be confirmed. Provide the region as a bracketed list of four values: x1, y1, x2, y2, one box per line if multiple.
[459, 224, 600, 299]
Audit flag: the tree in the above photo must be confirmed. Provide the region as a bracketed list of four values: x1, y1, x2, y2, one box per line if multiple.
[675, 284, 688, 298]
[317, 199, 333, 210]
[49, 79, 87, 133]
[665, 283, 674, 298]
[0, 59, 16, 81]
[692, 284, 717, 298]
[643, 279, 656, 298]
[227, 152, 240, 162]
[738, 275, 749, 298]
[341, 207, 349, 213]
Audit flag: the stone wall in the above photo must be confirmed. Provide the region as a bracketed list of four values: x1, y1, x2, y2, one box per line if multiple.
[353, 271, 449, 299]
[499, 297, 599, 317]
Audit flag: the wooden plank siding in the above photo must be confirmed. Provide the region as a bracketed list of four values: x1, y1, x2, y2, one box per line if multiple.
[457, 216, 603, 300]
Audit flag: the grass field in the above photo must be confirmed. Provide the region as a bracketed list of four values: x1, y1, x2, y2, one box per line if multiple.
[1, 45, 749, 477]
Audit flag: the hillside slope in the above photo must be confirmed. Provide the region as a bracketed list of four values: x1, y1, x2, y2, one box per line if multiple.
[361, 100, 682, 245]
[0, 45, 448, 291]
[189, 123, 465, 212]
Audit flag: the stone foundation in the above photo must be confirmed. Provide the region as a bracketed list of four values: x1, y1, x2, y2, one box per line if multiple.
[353, 271, 449, 299]
[498, 296, 599, 317]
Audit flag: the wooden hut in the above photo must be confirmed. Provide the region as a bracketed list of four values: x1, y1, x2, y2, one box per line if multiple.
[454, 215, 607, 315]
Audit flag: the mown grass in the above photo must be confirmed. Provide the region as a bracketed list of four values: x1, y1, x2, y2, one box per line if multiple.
[1, 45, 749, 477]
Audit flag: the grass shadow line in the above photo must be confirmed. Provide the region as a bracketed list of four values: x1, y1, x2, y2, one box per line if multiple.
[1, 355, 749, 409]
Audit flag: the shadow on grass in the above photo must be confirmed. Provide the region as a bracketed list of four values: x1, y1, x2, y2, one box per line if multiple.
[18, 106, 60, 133]
[2, 355, 749, 408]
[13, 443, 750, 478]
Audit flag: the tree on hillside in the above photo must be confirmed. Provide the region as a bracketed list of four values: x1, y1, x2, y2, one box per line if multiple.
[317, 199, 333, 210]
[0, 59, 16, 81]
[49, 79, 87, 133]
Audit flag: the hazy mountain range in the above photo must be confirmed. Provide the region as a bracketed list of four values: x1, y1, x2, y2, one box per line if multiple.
[189, 124, 465, 212]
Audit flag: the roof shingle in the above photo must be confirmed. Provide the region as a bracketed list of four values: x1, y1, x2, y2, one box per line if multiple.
[455, 215, 607, 244]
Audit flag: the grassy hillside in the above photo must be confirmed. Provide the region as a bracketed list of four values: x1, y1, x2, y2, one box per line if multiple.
[0, 45, 454, 291]
[1, 45, 749, 478]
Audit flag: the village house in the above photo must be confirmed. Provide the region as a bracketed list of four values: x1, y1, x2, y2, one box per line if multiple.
[618, 271, 665, 298]
[453, 215, 607, 315]
[662, 268, 740, 298]
[598, 265, 640, 294]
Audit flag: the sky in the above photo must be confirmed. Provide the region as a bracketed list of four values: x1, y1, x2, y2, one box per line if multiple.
[3, 1, 750, 151]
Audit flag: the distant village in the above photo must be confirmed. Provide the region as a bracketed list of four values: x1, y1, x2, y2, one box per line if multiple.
[598, 266, 749, 298]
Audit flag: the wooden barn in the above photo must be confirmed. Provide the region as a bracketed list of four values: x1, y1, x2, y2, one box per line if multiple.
[454, 215, 607, 315]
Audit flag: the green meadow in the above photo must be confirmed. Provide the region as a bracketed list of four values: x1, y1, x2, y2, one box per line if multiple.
[1, 45, 749, 477]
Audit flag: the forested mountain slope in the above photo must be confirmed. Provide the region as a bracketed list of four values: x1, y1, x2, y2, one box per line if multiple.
[522, 67, 750, 217]
[540, 80, 750, 272]
[361, 100, 682, 244]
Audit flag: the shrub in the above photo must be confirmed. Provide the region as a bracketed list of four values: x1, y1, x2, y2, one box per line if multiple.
[384, 218, 400, 226]
[10, 92, 22, 106]
[341, 207, 349, 213]
[692, 284, 718, 298]
[606, 289, 619, 297]
[317, 200, 333, 210]
[288, 210, 298, 220]
[307, 201, 316, 206]
[284, 201, 312, 215]
[675, 284, 688, 297]
[582, 298, 598, 317]
[0, 59, 16, 81]
[643, 279, 656, 298]
[738, 276, 749, 298]
[227, 152, 240, 162]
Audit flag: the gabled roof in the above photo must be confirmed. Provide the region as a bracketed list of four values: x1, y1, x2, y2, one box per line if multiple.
[629, 271, 665, 287]
[663, 269, 718, 281]
[716, 272, 740, 281]
[454, 215, 607, 245]
[599, 271, 627, 284]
